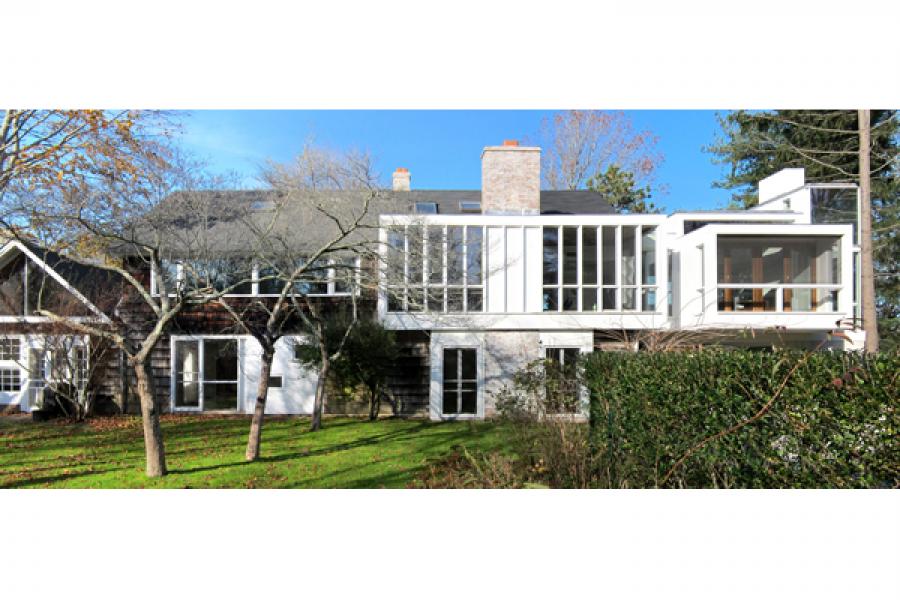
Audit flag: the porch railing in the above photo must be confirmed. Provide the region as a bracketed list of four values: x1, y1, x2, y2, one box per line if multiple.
[717, 284, 841, 313]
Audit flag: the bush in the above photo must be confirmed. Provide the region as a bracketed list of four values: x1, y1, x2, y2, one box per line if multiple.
[586, 349, 899, 488]
[482, 359, 594, 488]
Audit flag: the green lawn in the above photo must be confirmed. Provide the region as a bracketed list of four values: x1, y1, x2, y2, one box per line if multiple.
[0, 415, 511, 488]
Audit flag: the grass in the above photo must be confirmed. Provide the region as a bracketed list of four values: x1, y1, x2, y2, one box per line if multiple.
[0, 414, 512, 488]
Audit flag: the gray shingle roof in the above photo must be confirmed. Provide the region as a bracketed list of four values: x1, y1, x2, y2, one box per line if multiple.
[119, 188, 614, 257]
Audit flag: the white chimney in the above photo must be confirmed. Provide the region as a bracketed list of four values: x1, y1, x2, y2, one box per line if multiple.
[758, 168, 805, 204]
[392, 167, 411, 191]
[481, 140, 540, 215]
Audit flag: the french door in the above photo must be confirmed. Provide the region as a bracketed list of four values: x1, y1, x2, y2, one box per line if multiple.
[173, 338, 240, 411]
[442, 347, 478, 416]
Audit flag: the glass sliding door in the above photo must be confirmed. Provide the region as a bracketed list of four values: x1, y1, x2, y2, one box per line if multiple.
[442, 348, 478, 416]
[202, 339, 239, 410]
[173, 338, 239, 411]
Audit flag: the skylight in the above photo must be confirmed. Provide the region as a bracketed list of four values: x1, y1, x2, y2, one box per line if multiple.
[459, 201, 481, 213]
[415, 202, 438, 214]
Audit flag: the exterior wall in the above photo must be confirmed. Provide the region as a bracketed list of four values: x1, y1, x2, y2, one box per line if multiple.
[758, 168, 806, 204]
[169, 334, 318, 414]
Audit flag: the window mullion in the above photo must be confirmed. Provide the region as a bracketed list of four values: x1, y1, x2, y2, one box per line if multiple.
[403, 225, 409, 311]
[198, 339, 205, 412]
[577, 225, 583, 311]
[462, 226, 468, 312]
[615, 226, 622, 310]
[442, 226, 448, 312]
[557, 226, 562, 312]
[635, 226, 642, 312]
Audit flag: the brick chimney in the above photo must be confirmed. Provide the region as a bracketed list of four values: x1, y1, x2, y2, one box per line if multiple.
[392, 167, 411, 191]
[481, 140, 540, 214]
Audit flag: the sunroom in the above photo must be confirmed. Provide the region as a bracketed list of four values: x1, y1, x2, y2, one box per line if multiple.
[678, 223, 855, 330]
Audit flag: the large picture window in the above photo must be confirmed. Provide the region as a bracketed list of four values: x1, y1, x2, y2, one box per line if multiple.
[542, 225, 657, 312]
[385, 225, 484, 313]
[717, 236, 841, 312]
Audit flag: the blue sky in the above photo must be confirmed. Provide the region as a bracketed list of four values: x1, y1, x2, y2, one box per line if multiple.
[178, 110, 735, 212]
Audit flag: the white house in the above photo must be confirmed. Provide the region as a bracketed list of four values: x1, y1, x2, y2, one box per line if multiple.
[377, 142, 862, 419]
[0, 141, 864, 419]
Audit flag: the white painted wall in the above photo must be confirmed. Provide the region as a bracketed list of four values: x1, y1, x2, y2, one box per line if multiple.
[759, 168, 806, 203]
[241, 336, 318, 415]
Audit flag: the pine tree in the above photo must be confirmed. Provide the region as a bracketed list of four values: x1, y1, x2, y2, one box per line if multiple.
[706, 110, 899, 351]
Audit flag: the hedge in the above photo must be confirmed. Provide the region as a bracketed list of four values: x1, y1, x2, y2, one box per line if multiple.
[584, 349, 898, 488]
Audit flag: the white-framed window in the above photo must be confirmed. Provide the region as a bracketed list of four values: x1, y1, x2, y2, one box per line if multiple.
[0, 367, 21, 392]
[153, 257, 360, 298]
[0, 338, 21, 361]
[542, 225, 657, 312]
[385, 225, 485, 313]
[442, 347, 478, 415]
[172, 337, 240, 411]
[27, 340, 89, 391]
[716, 235, 841, 313]
[543, 347, 581, 415]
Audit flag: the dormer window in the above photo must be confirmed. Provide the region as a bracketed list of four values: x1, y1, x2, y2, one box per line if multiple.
[459, 201, 481, 214]
[415, 202, 438, 214]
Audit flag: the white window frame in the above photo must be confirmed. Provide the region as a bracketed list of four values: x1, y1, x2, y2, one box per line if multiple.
[153, 258, 361, 298]
[0, 335, 23, 397]
[714, 234, 843, 314]
[543, 224, 659, 314]
[385, 224, 485, 314]
[170, 335, 242, 412]
[433, 341, 484, 420]
[542, 346, 588, 419]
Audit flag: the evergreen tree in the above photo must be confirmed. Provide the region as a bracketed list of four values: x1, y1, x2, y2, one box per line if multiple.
[706, 110, 898, 351]
[586, 164, 663, 214]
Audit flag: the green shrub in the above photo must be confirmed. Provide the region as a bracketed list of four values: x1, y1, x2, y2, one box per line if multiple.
[585, 349, 899, 488]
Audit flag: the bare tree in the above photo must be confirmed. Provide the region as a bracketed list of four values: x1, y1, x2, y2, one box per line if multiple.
[214, 144, 387, 458]
[0, 152, 257, 477]
[538, 110, 664, 192]
[22, 331, 114, 420]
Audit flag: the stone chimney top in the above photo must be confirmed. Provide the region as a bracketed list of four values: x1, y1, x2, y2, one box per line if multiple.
[481, 142, 541, 215]
[392, 167, 411, 191]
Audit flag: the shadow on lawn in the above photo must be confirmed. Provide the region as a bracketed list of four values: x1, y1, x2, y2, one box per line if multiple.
[3, 417, 499, 488]
[167, 421, 439, 476]
[167, 421, 488, 488]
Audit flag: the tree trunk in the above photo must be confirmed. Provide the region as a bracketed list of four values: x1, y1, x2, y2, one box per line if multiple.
[310, 357, 328, 432]
[368, 387, 379, 421]
[858, 109, 880, 353]
[245, 346, 274, 461]
[133, 358, 167, 477]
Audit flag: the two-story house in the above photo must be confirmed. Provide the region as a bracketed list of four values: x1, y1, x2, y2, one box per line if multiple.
[0, 140, 863, 419]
